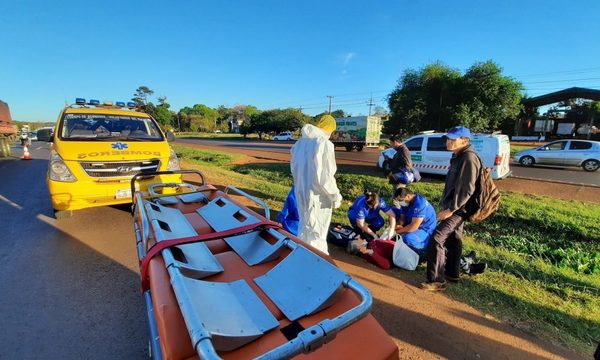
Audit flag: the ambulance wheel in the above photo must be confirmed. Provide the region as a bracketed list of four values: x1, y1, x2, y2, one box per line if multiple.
[519, 156, 535, 167]
[345, 145, 353, 152]
[582, 159, 599, 172]
[0, 138, 8, 157]
[54, 209, 73, 219]
[356, 145, 364, 152]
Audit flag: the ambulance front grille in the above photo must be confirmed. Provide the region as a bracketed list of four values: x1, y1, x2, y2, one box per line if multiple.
[80, 159, 161, 178]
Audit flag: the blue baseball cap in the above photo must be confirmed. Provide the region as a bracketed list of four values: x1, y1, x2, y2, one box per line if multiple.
[446, 126, 471, 139]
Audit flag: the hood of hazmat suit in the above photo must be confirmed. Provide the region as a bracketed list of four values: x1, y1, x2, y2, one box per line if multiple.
[290, 123, 342, 254]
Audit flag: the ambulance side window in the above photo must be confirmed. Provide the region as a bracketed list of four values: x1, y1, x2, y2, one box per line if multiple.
[426, 136, 448, 151]
[405, 137, 423, 151]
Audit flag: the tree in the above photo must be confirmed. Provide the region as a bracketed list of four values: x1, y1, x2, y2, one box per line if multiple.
[132, 86, 154, 106]
[180, 104, 220, 132]
[386, 60, 522, 135]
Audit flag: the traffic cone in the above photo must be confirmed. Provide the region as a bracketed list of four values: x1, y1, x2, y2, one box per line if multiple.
[22, 145, 32, 160]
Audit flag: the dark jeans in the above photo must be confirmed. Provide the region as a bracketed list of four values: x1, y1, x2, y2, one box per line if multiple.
[426, 213, 465, 282]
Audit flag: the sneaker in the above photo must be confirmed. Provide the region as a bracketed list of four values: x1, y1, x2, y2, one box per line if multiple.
[420, 281, 447, 291]
[445, 274, 460, 283]
[469, 262, 487, 275]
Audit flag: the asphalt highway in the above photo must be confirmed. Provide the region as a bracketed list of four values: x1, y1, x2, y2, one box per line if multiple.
[0, 142, 147, 359]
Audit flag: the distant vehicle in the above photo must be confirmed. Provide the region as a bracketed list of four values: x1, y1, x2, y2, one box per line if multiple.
[29, 132, 38, 141]
[377, 132, 512, 180]
[0, 100, 17, 157]
[331, 116, 382, 152]
[37, 127, 54, 142]
[272, 131, 294, 141]
[213, 130, 222, 133]
[513, 139, 600, 172]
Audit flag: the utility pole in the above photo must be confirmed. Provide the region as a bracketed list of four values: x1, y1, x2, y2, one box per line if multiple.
[367, 94, 375, 116]
[326, 96, 334, 114]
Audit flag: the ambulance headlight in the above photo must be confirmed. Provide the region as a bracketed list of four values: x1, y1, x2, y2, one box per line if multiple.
[49, 150, 77, 182]
[166, 148, 180, 171]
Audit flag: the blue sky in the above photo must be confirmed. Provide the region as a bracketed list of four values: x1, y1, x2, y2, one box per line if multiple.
[1, 0, 599, 122]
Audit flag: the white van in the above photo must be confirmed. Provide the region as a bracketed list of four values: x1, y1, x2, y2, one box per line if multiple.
[377, 132, 511, 180]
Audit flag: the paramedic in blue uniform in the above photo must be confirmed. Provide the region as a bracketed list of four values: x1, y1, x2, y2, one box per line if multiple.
[392, 187, 437, 260]
[348, 191, 396, 241]
[422, 126, 481, 291]
[277, 186, 300, 236]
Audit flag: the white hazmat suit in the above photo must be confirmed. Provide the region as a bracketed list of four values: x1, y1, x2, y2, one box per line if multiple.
[290, 123, 342, 254]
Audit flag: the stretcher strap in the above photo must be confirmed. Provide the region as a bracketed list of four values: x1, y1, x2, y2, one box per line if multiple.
[140, 220, 280, 292]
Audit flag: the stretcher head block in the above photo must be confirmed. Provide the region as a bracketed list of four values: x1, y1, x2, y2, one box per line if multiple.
[171, 275, 279, 352]
[145, 202, 198, 240]
[197, 195, 261, 232]
[224, 228, 287, 266]
[145, 201, 224, 278]
[254, 246, 350, 321]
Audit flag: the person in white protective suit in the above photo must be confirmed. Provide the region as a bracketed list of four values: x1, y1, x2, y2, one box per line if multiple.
[290, 114, 342, 255]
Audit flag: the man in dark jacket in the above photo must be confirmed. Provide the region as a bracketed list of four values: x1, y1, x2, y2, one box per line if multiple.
[421, 126, 481, 291]
[386, 135, 416, 188]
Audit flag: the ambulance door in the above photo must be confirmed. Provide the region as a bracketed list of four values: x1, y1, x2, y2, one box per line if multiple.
[423, 136, 452, 175]
[404, 136, 424, 171]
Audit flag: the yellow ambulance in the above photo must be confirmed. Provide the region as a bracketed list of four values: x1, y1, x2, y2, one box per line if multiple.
[47, 98, 180, 218]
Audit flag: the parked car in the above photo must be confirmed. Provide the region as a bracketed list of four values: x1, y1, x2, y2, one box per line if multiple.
[29, 132, 38, 141]
[513, 139, 600, 172]
[377, 132, 512, 180]
[272, 131, 294, 141]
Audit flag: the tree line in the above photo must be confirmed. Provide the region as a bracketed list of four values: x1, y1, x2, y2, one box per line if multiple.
[132, 85, 348, 139]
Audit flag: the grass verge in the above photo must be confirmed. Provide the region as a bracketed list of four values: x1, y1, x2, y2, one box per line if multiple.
[174, 144, 599, 356]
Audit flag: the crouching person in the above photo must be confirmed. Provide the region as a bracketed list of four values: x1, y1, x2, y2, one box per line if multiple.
[356, 188, 437, 269]
[347, 191, 396, 241]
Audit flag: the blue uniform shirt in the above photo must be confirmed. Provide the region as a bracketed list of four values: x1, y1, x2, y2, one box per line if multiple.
[348, 195, 391, 225]
[392, 194, 437, 235]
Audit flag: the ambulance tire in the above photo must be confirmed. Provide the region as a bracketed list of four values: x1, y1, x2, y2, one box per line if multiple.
[356, 145, 364, 152]
[382, 161, 391, 175]
[519, 156, 535, 167]
[345, 145, 353, 152]
[54, 209, 73, 219]
[0, 138, 8, 157]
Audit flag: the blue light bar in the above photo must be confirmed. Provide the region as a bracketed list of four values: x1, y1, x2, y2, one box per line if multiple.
[75, 98, 86, 105]
[127, 102, 136, 108]
[89, 99, 100, 106]
[115, 101, 125, 107]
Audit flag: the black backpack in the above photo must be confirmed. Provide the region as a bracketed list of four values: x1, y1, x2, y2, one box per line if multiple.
[468, 158, 501, 224]
[327, 224, 358, 247]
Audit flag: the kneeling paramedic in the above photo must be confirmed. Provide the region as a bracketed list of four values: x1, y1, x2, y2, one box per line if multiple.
[347, 191, 396, 241]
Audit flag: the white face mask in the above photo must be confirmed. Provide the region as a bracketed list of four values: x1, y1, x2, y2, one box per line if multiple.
[399, 200, 409, 207]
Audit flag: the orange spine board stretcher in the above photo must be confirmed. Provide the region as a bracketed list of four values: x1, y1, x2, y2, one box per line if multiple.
[131, 170, 399, 360]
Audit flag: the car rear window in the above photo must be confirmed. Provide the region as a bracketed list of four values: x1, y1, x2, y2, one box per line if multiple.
[569, 141, 593, 150]
[426, 136, 448, 151]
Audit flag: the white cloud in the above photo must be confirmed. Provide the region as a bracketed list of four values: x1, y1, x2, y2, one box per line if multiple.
[342, 52, 356, 65]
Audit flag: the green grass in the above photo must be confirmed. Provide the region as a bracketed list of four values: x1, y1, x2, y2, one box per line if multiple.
[175, 144, 600, 356]
[510, 144, 535, 157]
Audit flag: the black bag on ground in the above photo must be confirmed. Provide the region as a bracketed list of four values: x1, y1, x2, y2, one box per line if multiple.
[468, 159, 501, 224]
[327, 224, 358, 247]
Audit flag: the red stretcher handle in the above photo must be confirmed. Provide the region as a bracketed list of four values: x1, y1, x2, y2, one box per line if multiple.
[140, 220, 280, 292]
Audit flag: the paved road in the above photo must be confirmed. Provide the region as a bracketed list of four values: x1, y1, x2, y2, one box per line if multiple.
[0, 142, 147, 359]
[176, 138, 600, 187]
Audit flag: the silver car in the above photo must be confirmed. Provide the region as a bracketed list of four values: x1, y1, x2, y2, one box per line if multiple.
[514, 139, 600, 172]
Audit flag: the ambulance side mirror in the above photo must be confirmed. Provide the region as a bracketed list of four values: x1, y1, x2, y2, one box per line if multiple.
[166, 131, 175, 142]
